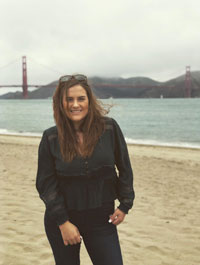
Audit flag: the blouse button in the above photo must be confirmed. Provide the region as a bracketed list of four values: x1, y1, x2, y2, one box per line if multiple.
[85, 160, 89, 176]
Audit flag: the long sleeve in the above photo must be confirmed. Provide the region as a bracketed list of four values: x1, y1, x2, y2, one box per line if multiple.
[112, 119, 135, 214]
[36, 131, 68, 225]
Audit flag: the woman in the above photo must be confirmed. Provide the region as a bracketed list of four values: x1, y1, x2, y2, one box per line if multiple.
[36, 74, 135, 265]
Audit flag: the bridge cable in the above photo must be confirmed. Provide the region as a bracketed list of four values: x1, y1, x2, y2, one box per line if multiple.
[28, 57, 63, 75]
[0, 57, 20, 71]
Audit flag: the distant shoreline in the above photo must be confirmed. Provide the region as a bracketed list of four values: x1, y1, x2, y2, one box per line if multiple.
[1, 72, 200, 99]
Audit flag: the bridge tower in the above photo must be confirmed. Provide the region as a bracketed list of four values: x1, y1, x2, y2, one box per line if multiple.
[185, 66, 191, 98]
[22, 56, 28, 99]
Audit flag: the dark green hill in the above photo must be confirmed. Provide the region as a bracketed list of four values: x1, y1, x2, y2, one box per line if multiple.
[1, 72, 200, 99]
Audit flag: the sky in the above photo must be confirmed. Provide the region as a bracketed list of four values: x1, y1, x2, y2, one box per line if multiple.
[0, 0, 200, 95]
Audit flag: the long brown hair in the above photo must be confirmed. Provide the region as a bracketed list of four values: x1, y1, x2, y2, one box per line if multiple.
[53, 76, 109, 162]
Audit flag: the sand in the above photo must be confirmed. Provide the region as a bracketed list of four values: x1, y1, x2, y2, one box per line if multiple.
[0, 134, 200, 265]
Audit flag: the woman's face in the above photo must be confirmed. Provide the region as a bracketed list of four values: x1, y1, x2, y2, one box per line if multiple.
[62, 84, 89, 129]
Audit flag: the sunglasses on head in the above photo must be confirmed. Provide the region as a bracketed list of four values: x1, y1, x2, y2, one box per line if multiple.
[59, 74, 87, 83]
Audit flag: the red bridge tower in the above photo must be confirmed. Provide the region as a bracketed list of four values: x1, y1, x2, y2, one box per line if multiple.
[22, 56, 28, 99]
[185, 66, 191, 98]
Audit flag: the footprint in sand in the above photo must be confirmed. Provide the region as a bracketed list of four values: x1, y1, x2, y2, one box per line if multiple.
[146, 245, 167, 255]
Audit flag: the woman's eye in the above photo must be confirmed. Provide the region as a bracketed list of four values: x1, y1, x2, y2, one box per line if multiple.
[66, 97, 85, 102]
[78, 97, 85, 101]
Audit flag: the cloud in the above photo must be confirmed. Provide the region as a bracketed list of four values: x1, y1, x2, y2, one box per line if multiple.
[0, 0, 200, 87]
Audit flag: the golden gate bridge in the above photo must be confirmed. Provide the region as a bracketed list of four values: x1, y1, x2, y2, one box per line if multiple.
[0, 56, 47, 99]
[0, 56, 192, 99]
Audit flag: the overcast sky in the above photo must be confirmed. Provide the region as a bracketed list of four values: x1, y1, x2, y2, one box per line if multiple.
[0, 0, 200, 94]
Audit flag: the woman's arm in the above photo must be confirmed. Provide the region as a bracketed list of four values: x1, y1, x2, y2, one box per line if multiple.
[36, 131, 68, 226]
[112, 118, 135, 214]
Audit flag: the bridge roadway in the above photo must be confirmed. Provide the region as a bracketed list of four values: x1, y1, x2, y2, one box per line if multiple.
[0, 83, 175, 89]
[0, 85, 44, 88]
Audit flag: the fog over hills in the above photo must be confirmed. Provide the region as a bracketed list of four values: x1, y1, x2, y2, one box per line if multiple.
[1, 72, 200, 99]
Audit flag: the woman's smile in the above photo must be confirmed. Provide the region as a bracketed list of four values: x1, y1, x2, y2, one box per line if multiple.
[70, 109, 82, 114]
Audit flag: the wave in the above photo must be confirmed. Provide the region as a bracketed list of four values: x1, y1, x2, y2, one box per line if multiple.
[1, 129, 199, 149]
[125, 137, 200, 149]
[0, 128, 42, 137]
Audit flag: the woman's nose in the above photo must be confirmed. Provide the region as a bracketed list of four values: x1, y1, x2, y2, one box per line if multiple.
[72, 100, 79, 107]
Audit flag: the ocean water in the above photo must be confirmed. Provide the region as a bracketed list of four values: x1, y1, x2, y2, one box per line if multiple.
[0, 98, 200, 148]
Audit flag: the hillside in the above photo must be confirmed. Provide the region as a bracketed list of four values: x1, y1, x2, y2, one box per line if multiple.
[0, 72, 200, 99]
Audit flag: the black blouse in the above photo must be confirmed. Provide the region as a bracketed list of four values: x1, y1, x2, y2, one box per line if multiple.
[36, 117, 135, 226]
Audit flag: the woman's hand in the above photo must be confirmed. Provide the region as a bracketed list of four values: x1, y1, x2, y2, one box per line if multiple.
[109, 208, 126, 225]
[59, 221, 82, 246]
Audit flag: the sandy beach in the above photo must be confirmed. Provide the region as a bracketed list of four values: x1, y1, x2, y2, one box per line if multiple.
[0, 134, 200, 265]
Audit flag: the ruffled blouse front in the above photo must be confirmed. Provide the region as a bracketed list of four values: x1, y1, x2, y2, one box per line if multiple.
[57, 165, 118, 210]
[36, 118, 135, 225]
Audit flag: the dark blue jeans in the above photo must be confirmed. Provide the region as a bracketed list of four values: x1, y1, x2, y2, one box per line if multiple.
[44, 201, 123, 265]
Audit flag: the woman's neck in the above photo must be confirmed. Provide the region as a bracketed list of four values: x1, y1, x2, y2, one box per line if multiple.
[73, 121, 82, 132]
